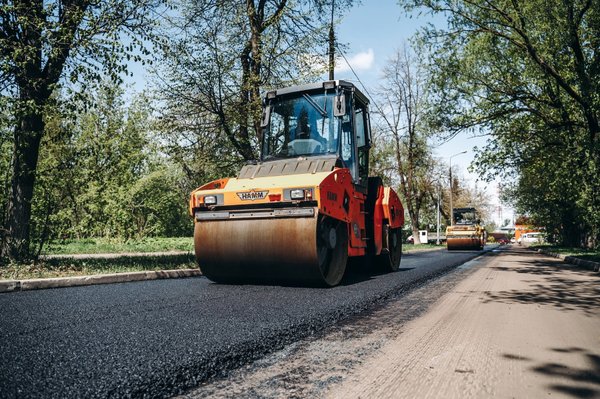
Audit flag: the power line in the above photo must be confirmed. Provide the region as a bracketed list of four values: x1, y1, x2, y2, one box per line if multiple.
[335, 45, 392, 130]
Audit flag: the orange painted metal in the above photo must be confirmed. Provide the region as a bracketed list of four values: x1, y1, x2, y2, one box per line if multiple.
[189, 178, 230, 213]
[316, 169, 353, 223]
[197, 178, 230, 191]
[316, 168, 367, 256]
[316, 169, 367, 257]
[190, 164, 404, 282]
[372, 184, 385, 255]
[381, 187, 404, 229]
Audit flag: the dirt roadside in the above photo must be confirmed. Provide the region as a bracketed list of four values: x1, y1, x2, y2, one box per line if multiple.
[181, 246, 599, 399]
[328, 246, 600, 399]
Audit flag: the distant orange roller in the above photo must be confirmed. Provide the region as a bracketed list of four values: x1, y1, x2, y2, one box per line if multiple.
[446, 208, 486, 251]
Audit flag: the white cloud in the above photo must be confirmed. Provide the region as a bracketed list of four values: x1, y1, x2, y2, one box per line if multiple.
[335, 49, 374, 73]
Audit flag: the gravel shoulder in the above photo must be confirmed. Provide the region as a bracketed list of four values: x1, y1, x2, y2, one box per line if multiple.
[327, 246, 600, 399]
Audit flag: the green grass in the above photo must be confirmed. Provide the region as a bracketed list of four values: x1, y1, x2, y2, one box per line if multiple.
[42, 237, 194, 255]
[0, 254, 197, 280]
[403, 243, 445, 251]
[531, 244, 600, 263]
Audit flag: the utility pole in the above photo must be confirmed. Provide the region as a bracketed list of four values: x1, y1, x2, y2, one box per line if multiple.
[449, 151, 467, 226]
[436, 185, 441, 245]
[328, 0, 335, 80]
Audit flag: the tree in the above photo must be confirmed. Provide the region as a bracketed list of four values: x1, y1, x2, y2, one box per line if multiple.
[155, 0, 352, 176]
[403, 0, 600, 248]
[451, 177, 492, 222]
[0, 0, 165, 261]
[376, 45, 438, 243]
[28, 83, 191, 246]
[127, 168, 191, 238]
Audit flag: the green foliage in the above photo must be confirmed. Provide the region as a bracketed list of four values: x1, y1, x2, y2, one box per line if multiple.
[1, 0, 168, 261]
[1, 0, 166, 98]
[0, 104, 11, 223]
[26, 83, 192, 251]
[43, 237, 193, 255]
[155, 0, 346, 168]
[128, 170, 191, 238]
[405, 0, 600, 248]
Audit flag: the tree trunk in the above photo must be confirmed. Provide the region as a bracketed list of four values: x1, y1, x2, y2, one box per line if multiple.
[408, 199, 422, 244]
[1, 111, 44, 262]
[411, 226, 421, 245]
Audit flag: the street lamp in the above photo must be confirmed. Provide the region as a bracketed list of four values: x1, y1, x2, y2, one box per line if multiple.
[449, 150, 467, 226]
[436, 183, 441, 245]
[430, 175, 444, 245]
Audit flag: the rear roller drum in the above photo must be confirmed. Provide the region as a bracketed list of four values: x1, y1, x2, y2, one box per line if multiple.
[316, 216, 348, 287]
[374, 224, 402, 272]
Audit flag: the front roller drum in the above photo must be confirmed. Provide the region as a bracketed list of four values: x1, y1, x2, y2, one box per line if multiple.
[194, 211, 348, 287]
[447, 237, 483, 251]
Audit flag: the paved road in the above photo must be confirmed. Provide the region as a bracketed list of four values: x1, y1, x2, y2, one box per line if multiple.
[0, 247, 491, 398]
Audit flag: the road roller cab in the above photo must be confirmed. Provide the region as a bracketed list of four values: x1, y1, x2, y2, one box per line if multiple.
[190, 80, 404, 286]
[445, 207, 486, 251]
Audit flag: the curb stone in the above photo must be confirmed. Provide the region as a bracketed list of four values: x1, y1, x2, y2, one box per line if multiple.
[0, 269, 201, 294]
[535, 248, 600, 272]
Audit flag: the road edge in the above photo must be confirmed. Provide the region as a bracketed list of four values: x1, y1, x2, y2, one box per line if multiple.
[0, 246, 499, 294]
[40, 250, 192, 260]
[0, 268, 201, 294]
[533, 248, 600, 272]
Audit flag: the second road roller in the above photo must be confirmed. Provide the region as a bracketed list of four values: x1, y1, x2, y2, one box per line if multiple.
[446, 207, 486, 250]
[189, 80, 404, 286]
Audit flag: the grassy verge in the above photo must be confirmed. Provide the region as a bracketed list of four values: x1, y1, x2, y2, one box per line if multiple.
[403, 243, 445, 251]
[531, 244, 600, 263]
[0, 254, 197, 280]
[42, 237, 194, 255]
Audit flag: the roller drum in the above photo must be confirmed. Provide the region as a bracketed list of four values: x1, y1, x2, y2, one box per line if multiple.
[447, 237, 483, 251]
[194, 209, 347, 286]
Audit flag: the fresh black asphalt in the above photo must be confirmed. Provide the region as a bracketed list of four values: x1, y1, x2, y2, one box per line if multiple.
[0, 248, 490, 398]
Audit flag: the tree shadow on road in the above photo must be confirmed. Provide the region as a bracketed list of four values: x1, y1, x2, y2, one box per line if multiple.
[535, 348, 600, 398]
[502, 347, 600, 399]
[501, 347, 599, 398]
[483, 251, 600, 316]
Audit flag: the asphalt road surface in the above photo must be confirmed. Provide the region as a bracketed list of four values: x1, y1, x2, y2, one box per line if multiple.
[0, 247, 491, 398]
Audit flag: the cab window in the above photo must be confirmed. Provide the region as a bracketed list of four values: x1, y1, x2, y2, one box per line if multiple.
[355, 105, 369, 186]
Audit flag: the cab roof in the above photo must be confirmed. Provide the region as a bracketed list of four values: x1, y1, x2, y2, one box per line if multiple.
[264, 80, 369, 105]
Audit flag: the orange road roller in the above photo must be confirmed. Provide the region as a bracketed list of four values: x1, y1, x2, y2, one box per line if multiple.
[446, 207, 486, 250]
[189, 80, 404, 286]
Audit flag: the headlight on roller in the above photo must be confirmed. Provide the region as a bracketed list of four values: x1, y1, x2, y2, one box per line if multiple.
[203, 195, 217, 205]
[290, 189, 305, 200]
